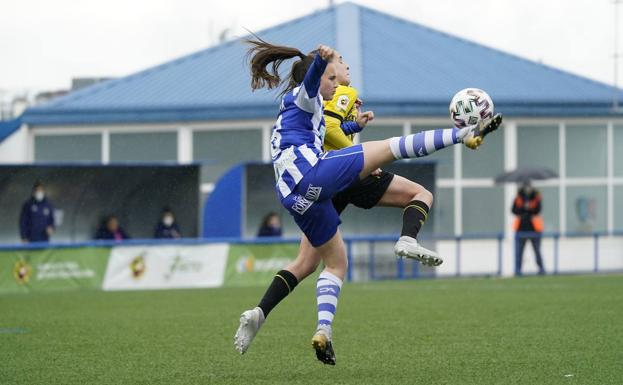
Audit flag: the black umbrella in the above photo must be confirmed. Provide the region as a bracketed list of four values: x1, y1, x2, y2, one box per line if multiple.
[494, 167, 558, 184]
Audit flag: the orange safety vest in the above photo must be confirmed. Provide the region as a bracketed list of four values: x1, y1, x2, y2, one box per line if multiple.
[512, 194, 544, 233]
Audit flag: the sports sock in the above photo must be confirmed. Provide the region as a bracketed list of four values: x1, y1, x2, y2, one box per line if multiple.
[316, 270, 343, 336]
[389, 127, 469, 160]
[257, 269, 298, 318]
[401, 200, 430, 239]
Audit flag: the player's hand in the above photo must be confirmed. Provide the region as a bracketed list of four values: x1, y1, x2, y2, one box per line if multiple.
[355, 98, 363, 109]
[370, 168, 382, 177]
[317, 45, 335, 61]
[356, 111, 374, 128]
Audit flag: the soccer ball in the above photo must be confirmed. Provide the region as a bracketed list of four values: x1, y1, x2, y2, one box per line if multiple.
[449, 88, 494, 127]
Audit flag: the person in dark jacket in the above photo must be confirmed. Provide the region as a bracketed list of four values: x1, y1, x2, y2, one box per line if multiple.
[512, 182, 546, 276]
[154, 207, 181, 239]
[257, 212, 282, 237]
[95, 215, 130, 241]
[19, 181, 55, 243]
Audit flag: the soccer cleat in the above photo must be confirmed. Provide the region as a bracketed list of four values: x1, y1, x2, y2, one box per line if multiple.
[462, 113, 504, 150]
[233, 307, 265, 354]
[311, 329, 336, 365]
[394, 235, 443, 267]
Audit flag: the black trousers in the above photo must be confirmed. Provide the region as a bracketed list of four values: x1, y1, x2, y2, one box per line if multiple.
[515, 234, 545, 275]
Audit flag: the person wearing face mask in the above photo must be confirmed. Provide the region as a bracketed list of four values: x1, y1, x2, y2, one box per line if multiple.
[512, 181, 546, 276]
[154, 207, 181, 239]
[19, 181, 55, 243]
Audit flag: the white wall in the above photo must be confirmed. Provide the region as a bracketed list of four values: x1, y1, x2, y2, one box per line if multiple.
[436, 236, 623, 277]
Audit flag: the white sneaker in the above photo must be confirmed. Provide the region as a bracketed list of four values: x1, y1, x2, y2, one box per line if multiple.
[460, 113, 504, 150]
[394, 236, 443, 267]
[234, 307, 265, 354]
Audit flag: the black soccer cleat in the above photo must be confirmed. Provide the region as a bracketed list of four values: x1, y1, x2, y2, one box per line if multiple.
[312, 331, 336, 365]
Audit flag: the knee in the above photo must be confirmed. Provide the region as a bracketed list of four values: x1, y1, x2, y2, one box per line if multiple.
[412, 187, 433, 207]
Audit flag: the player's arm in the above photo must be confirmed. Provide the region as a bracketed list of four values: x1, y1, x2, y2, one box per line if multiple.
[324, 114, 356, 149]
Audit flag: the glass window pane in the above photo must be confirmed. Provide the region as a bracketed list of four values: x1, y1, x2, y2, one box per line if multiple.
[411, 125, 454, 178]
[462, 186, 504, 235]
[566, 186, 607, 233]
[194, 129, 262, 183]
[565, 124, 607, 177]
[517, 125, 559, 173]
[614, 125, 623, 177]
[110, 132, 177, 162]
[358, 124, 402, 143]
[35, 135, 101, 162]
[462, 127, 504, 178]
[433, 187, 454, 235]
[615, 186, 623, 231]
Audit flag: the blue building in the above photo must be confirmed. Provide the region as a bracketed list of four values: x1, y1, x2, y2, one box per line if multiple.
[1, 2, 622, 238]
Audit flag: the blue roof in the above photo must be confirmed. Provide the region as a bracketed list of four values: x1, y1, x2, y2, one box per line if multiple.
[22, 2, 623, 126]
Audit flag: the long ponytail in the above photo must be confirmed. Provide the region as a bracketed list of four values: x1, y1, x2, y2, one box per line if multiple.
[246, 37, 316, 95]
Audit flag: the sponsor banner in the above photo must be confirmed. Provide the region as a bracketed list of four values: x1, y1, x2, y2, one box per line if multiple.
[0, 248, 110, 294]
[224, 243, 298, 286]
[102, 244, 228, 291]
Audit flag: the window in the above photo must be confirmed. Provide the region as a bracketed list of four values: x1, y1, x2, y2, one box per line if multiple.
[614, 186, 623, 232]
[565, 124, 607, 177]
[537, 186, 559, 232]
[517, 125, 559, 173]
[433, 187, 454, 235]
[358, 124, 403, 142]
[462, 186, 504, 235]
[194, 129, 263, 183]
[35, 134, 101, 162]
[614, 125, 623, 177]
[462, 127, 504, 179]
[110, 132, 177, 162]
[566, 186, 607, 233]
[411, 125, 455, 178]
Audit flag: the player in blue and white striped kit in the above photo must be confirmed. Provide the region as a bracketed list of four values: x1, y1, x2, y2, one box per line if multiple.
[235, 39, 503, 365]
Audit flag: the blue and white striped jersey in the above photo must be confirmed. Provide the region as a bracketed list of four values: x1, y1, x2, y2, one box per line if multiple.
[271, 54, 328, 199]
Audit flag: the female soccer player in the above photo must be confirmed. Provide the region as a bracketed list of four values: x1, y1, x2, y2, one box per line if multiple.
[235, 39, 502, 365]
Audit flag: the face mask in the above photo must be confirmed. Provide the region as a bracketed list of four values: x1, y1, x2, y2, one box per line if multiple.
[163, 216, 174, 227]
[34, 191, 45, 202]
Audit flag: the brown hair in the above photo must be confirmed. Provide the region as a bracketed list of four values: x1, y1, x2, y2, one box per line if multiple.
[246, 37, 318, 95]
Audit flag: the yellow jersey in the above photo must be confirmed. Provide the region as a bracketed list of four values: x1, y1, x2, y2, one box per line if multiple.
[323, 85, 359, 151]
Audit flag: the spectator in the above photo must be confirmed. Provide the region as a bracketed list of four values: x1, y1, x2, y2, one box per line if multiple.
[95, 215, 130, 241]
[257, 212, 282, 237]
[19, 181, 55, 243]
[154, 207, 181, 239]
[512, 182, 546, 276]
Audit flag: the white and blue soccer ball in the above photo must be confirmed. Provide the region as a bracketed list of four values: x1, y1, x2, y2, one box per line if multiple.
[449, 88, 494, 128]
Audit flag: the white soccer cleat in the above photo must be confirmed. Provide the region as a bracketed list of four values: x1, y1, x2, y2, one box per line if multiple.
[461, 113, 504, 150]
[234, 307, 265, 354]
[394, 235, 443, 267]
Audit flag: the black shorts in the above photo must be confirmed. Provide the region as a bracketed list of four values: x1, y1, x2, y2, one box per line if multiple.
[332, 171, 395, 214]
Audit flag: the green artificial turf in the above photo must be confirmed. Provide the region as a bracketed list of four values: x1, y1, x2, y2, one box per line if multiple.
[1, 274, 622, 385]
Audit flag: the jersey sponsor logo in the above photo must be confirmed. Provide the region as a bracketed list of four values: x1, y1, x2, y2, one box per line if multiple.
[291, 194, 313, 215]
[336, 95, 350, 111]
[305, 185, 322, 201]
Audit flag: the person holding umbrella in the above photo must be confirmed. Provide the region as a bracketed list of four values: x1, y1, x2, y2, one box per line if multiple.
[512, 181, 546, 276]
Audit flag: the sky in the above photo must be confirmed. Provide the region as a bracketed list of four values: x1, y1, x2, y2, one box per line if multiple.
[0, 0, 621, 93]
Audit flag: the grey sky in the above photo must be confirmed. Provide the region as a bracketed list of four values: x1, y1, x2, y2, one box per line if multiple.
[0, 0, 620, 91]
